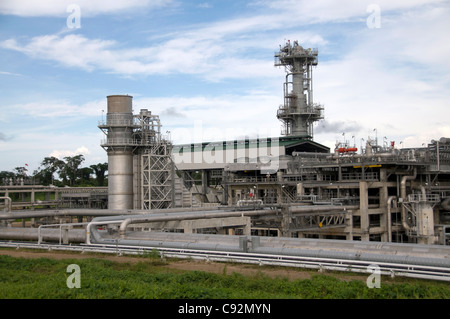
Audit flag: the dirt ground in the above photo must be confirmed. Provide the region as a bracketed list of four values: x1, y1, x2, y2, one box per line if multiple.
[0, 248, 368, 282]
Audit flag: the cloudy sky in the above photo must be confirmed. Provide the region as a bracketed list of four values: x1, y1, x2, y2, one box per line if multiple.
[0, 0, 449, 173]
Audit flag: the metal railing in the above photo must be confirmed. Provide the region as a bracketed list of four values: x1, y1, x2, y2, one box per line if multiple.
[37, 222, 88, 245]
[407, 193, 440, 203]
[1, 240, 449, 282]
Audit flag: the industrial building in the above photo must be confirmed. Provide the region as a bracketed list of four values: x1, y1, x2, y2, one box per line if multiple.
[95, 40, 450, 245]
[1, 40, 450, 247]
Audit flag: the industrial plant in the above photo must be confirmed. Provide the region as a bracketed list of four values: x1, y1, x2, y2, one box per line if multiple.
[1, 41, 450, 280]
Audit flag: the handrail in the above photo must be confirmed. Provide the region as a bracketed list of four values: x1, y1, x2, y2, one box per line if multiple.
[2, 240, 449, 281]
[0, 197, 12, 213]
[38, 222, 89, 245]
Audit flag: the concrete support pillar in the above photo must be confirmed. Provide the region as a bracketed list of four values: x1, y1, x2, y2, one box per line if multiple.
[31, 190, 35, 211]
[379, 185, 388, 242]
[359, 181, 370, 241]
[345, 210, 353, 240]
[242, 218, 251, 236]
[281, 206, 292, 237]
[297, 183, 304, 196]
[183, 221, 194, 234]
[201, 170, 208, 199]
[227, 186, 234, 206]
[417, 203, 435, 245]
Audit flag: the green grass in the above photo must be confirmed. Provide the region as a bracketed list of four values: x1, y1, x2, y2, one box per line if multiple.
[0, 253, 449, 299]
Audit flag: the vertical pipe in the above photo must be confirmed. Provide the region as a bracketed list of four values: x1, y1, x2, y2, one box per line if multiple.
[0, 197, 12, 213]
[400, 168, 417, 231]
[387, 196, 397, 243]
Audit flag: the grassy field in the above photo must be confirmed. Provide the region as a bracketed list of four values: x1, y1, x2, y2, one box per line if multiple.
[1, 250, 449, 300]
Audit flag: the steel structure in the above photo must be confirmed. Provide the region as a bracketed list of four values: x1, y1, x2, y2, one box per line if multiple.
[275, 40, 324, 137]
[98, 95, 135, 210]
[99, 96, 174, 210]
[1, 40, 450, 263]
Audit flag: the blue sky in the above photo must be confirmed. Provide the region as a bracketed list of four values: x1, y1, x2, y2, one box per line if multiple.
[0, 0, 449, 174]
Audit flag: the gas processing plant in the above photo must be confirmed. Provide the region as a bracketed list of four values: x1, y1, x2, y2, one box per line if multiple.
[1, 41, 450, 275]
[93, 40, 450, 245]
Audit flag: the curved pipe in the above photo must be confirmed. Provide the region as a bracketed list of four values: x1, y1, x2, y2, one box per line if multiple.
[118, 210, 271, 237]
[0, 197, 12, 213]
[0, 206, 217, 220]
[400, 168, 417, 231]
[88, 231, 450, 269]
[387, 196, 397, 243]
[441, 197, 450, 211]
[118, 205, 355, 238]
[86, 209, 273, 244]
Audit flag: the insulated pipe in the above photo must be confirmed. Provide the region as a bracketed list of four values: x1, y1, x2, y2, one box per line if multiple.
[441, 198, 450, 211]
[253, 246, 450, 268]
[0, 197, 12, 213]
[0, 209, 137, 220]
[117, 206, 353, 237]
[86, 209, 271, 244]
[87, 230, 450, 269]
[400, 168, 417, 231]
[387, 196, 397, 243]
[288, 205, 357, 213]
[0, 227, 85, 243]
[118, 210, 272, 238]
[421, 186, 427, 200]
[0, 206, 218, 220]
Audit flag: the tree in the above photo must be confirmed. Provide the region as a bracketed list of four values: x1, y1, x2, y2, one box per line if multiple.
[90, 163, 108, 186]
[60, 154, 85, 186]
[0, 171, 15, 185]
[3, 155, 108, 187]
[37, 156, 65, 185]
[78, 167, 94, 185]
[14, 166, 28, 179]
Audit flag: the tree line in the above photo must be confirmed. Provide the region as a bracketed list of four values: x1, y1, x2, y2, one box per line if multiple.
[1, 155, 108, 187]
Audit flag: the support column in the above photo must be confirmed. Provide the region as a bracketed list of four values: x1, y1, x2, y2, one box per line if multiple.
[345, 210, 354, 240]
[281, 206, 292, 237]
[379, 185, 388, 242]
[31, 189, 35, 211]
[359, 181, 370, 241]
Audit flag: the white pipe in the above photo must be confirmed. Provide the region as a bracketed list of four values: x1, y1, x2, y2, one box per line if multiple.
[0, 206, 219, 220]
[118, 210, 272, 238]
[86, 220, 127, 245]
[421, 185, 427, 201]
[441, 198, 450, 211]
[387, 196, 397, 242]
[0, 197, 12, 213]
[38, 222, 88, 245]
[400, 168, 417, 231]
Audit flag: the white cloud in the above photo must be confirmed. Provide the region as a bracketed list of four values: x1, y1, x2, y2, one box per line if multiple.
[1, 0, 449, 173]
[0, 0, 172, 17]
[6, 98, 105, 118]
[134, 93, 281, 144]
[0, 128, 106, 173]
[0, 70, 22, 76]
[1, 32, 280, 80]
[50, 146, 90, 159]
[2, 35, 117, 72]
[253, 0, 445, 23]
